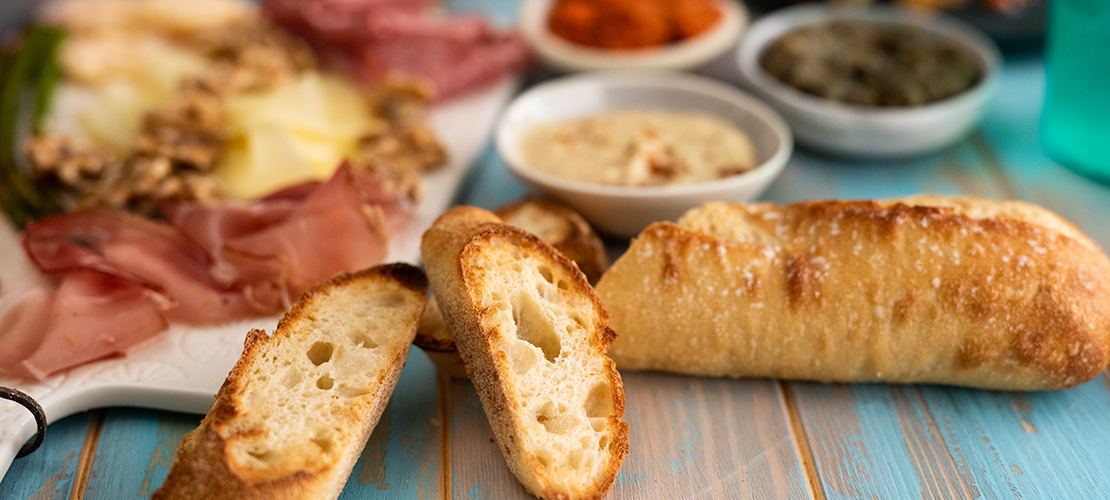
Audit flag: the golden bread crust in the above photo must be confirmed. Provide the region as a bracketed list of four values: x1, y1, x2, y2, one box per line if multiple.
[597, 198, 1110, 390]
[421, 206, 628, 500]
[153, 264, 428, 499]
[415, 199, 611, 378]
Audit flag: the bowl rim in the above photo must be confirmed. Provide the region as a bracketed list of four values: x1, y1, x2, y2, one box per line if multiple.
[520, 0, 749, 72]
[736, 2, 1003, 119]
[495, 70, 793, 199]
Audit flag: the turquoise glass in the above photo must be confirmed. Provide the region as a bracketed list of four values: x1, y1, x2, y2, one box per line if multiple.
[1040, 0, 1110, 185]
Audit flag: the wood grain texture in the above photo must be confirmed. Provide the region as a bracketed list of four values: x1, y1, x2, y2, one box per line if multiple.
[337, 350, 442, 499]
[445, 378, 535, 499]
[773, 54, 1110, 499]
[445, 372, 812, 500]
[83, 409, 198, 500]
[5, 2, 1110, 497]
[795, 375, 1110, 500]
[917, 374, 1110, 499]
[792, 383, 984, 500]
[610, 373, 811, 500]
[63, 350, 439, 499]
[0, 411, 94, 499]
[761, 143, 1008, 205]
[780, 383, 825, 500]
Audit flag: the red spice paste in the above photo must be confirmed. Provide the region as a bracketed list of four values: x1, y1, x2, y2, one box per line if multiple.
[548, 0, 722, 49]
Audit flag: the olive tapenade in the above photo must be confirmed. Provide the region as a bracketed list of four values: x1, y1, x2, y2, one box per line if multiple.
[759, 20, 982, 107]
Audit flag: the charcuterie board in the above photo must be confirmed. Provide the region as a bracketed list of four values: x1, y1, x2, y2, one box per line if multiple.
[0, 76, 517, 481]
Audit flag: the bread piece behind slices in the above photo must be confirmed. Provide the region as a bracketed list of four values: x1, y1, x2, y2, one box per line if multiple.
[421, 206, 629, 500]
[495, 198, 609, 284]
[415, 198, 610, 378]
[153, 263, 428, 500]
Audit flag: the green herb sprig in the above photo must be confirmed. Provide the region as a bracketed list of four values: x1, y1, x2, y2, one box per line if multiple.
[0, 25, 66, 228]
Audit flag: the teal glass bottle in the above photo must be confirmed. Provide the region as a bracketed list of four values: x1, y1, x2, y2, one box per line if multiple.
[1040, 0, 1110, 185]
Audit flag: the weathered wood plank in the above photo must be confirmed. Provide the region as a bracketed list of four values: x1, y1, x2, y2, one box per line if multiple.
[0, 411, 94, 500]
[445, 377, 532, 499]
[82, 409, 198, 500]
[918, 373, 1110, 499]
[762, 140, 1008, 205]
[791, 383, 983, 500]
[611, 374, 811, 500]
[794, 374, 1110, 500]
[766, 55, 1110, 499]
[70, 349, 439, 499]
[338, 349, 442, 499]
[446, 372, 812, 500]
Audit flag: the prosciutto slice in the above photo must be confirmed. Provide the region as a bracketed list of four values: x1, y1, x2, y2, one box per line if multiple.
[163, 163, 405, 307]
[0, 271, 168, 380]
[263, 0, 530, 100]
[22, 207, 260, 323]
[1, 164, 407, 379]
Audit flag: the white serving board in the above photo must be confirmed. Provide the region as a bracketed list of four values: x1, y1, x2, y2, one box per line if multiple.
[0, 76, 517, 481]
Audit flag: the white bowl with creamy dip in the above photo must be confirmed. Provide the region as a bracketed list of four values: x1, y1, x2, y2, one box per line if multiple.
[496, 70, 792, 238]
[736, 3, 1001, 157]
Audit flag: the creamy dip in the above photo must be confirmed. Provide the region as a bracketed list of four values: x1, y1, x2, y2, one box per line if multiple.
[518, 110, 757, 187]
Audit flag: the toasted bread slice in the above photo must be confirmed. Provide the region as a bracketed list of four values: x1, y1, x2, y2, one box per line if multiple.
[153, 263, 428, 500]
[414, 198, 609, 378]
[421, 206, 629, 500]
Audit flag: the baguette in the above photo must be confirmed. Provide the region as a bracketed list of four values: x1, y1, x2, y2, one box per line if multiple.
[596, 196, 1110, 390]
[421, 206, 629, 500]
[153, 263, 428, 500]
[414, 198, 609, 378]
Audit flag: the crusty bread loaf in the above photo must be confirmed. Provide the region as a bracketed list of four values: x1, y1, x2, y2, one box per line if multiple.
[421, 206, 629, 500]
[596, 197, 1110, 390]
[153, 264, 428, 500]
[414, 198, 609, 378]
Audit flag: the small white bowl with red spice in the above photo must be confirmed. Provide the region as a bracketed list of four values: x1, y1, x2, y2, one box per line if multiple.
[520, 0, 748, 72]
[495, 70, 792, 238]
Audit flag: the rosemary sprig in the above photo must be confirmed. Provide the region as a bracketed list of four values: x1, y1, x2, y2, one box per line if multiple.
[0, 25, 66, 228]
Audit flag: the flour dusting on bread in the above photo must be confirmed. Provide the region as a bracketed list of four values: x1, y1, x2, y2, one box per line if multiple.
[601, 197, 1110, 390]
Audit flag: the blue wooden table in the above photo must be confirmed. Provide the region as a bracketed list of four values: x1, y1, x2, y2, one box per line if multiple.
[3, 1, 1110, 499]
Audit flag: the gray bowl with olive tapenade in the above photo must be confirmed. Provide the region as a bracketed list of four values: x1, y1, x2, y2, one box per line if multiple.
[759, 20, 983, 108]
[737, 4, 1001, 157]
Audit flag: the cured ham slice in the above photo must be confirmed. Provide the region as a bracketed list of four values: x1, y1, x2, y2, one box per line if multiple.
[0, 271, 168, 380]
[263, 0, 530, 100]
[163, 163, 404, 304]
[23, 208, 261, 323]
[0, 290, 55, 379]
[1, 164, 407, 379]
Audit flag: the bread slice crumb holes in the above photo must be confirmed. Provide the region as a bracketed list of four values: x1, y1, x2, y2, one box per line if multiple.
[422, 206, 628, 500]
[153, 263, 428, 500]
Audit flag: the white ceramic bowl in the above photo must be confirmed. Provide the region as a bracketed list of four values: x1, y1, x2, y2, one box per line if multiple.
[496, 71, 792, 238]
[737, 3, 1001, 157]
[520, 0, 748, 72]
